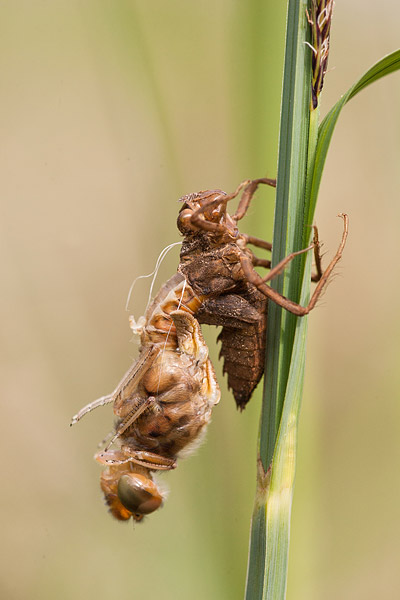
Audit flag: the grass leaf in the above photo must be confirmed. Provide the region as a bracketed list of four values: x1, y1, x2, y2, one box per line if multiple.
[246, 9, 400, 600]
[307, 49, 400, 220]
[245, 1, 312, 596]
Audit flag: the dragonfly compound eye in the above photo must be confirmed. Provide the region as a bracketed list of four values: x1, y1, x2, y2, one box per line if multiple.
[117, 473, 163, 516]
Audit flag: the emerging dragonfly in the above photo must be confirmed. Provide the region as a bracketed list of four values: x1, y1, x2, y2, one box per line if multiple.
[71, 276, 220, 522]
[71, 178, 348, 522]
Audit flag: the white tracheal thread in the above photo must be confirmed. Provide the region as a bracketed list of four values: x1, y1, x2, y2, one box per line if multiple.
[125, 241, 182, 312]
[156, 278, 187, 396]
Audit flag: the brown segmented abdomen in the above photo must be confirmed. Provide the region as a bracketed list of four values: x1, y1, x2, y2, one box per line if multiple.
[217, 321, 266, 410]
[195, 285, 267, 409]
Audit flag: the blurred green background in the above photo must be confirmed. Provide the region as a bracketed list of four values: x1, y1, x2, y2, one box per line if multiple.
[1, 2, 399, 599]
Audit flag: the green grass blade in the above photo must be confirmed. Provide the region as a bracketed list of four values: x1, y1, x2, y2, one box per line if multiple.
[246, 13, 399, 600]
[245, 1, 312, 597]
[264, 253, 312, 599]
[260, 0, 312, 473]
[307, 49, 400, 220]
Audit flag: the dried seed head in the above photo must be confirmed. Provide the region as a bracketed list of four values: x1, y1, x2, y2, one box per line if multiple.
[306, 0, 334, 109]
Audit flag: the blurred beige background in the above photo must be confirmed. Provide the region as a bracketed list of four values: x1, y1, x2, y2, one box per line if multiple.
[1, 2, 399, 599]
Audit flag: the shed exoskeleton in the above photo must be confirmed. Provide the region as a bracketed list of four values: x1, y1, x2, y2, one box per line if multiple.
[177, 178, 348, 408]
